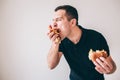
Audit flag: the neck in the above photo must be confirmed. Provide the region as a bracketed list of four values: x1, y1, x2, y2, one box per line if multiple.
[67, 25, 82, 44]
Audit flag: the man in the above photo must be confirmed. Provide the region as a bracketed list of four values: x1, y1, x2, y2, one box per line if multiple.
[47, 5, 116, 80]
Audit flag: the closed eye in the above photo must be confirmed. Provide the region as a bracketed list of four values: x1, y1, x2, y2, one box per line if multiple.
[53, 17, 63, 22]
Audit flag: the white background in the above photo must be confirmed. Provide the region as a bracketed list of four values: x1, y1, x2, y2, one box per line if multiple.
[0, 0, 120, 80]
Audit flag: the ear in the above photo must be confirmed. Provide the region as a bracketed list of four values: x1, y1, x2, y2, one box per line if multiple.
[70, 19, 77, 26]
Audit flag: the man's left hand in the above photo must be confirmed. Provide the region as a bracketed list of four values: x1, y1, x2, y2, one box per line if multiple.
[93, 57, 114, 74]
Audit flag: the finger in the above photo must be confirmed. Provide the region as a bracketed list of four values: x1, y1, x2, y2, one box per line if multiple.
[93, 61, 103, 69]
[48, 32, 55, 39]
[48, 25, 52, 30]
[96, 58, 110, 73]
[99, 57, 113, 73]
[51, 34, 59, 41]
[100, 57, 113, 69]
[95, 67, 103, 74]
[48, 25, 53, 33]
[94, 60, 106, 72]
[94, 61, 104, 74]
[96, 58, 105, 68]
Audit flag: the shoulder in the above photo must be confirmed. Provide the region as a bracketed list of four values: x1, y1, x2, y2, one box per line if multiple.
[83, 27, 104, 39]
[78, 25, 103, 36]
[81, 26, 108, 45]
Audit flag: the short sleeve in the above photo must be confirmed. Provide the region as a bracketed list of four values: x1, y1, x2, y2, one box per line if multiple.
[99, 33, 110, 56]
[59, 43, 64, 52]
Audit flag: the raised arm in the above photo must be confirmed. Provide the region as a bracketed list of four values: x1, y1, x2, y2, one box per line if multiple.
[47, 25, 62, 69]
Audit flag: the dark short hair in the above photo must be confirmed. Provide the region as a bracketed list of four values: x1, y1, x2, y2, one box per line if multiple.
[55, 5, 78, 25]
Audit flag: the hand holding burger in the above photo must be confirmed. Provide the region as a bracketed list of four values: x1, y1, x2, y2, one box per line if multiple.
[48, 25, 61, 44]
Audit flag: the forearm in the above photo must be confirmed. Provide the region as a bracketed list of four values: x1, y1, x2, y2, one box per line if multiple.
[47, 43, 60, 69]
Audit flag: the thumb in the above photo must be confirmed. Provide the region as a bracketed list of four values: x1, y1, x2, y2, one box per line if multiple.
[48, 25, 52, 30]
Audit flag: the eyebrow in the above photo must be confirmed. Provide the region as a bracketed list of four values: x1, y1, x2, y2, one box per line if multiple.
[53, 17, 63, 21]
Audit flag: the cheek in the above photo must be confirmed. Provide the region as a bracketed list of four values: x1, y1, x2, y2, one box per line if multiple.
[61, 26, 70, 36]
[57, 22, 70, 34]
[57, 23, 66, 31]
[61, 26, 66, 31]
[60, 23, 69, 31]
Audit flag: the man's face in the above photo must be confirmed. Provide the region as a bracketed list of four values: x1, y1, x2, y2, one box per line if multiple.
[52, 10, 72, 40]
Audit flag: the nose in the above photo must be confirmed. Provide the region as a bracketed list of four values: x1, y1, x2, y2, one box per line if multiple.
[53, 23, 57, 27]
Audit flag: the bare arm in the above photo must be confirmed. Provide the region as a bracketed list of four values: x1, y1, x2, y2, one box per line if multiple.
[47, 43, 62, 69]
[47, 26, 62, 69]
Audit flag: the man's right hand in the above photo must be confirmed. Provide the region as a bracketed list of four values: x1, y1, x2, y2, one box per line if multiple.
[47, 25, 61, 44]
